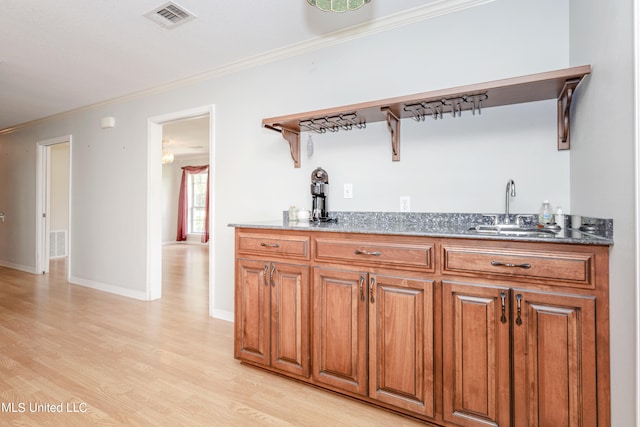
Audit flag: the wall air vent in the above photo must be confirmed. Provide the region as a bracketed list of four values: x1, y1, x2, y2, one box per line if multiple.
[144, 2, 197, 29]
[49, 230, 67, 258]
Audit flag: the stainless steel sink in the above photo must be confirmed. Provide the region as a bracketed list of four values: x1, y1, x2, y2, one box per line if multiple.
[469, 224, 558, 238]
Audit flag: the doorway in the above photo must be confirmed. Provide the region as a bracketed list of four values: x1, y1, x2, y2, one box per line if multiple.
[35, 135, 72, 276]
[147, 106, 215, 314]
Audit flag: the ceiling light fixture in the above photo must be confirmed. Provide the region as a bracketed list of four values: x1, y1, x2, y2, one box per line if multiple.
[162, 139, 175, 164]
[307, 0, 371, 12]
[162, 151, 175, 164]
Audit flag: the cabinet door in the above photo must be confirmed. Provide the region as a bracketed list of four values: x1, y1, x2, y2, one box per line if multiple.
[312, 267, 368, 395]
[271, 262, 310, 377]
[368, 274, 436, 418]
[442, 281, 511, 427]
[235, 259, 271, 366]
[512, 289, 597, 427]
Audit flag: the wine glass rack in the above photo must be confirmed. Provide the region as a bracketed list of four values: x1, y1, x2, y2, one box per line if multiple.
[262, 65, 591, 168]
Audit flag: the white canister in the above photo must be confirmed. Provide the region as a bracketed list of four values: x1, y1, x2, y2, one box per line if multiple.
[555, 207, 565, 229]
[297, 210, 310, 221]
[571, 215, 582, 229]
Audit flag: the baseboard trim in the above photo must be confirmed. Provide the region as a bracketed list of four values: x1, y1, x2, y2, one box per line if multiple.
[69, 275, 149, 300]
[210, 309, 233, 323]
[0, 260, 39, 274]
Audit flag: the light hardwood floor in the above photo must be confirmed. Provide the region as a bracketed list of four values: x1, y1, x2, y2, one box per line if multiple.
[0, 245, 425, 426]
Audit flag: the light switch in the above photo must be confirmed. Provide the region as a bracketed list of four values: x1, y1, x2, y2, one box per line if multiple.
[344, 184, 353, 199]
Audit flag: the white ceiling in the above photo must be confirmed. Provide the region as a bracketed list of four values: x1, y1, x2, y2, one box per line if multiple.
[162, 115, 210, 158]
[0, 0, 491, 154]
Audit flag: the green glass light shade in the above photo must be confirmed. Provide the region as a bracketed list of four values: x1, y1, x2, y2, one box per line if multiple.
[307, 0, 371, 12]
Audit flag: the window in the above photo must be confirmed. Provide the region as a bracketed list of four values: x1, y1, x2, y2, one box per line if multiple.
[177, 165, 209, 243]
[188, 172, 208, 234]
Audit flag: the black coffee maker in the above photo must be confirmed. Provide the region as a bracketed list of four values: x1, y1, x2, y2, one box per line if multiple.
[310, 167, 329, 221]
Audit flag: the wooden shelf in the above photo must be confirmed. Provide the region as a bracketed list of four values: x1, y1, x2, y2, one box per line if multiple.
[262, 65, 591, 168]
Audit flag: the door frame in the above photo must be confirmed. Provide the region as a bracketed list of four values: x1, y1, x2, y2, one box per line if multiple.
[147, 105, 215, 308]
[634, 0, 640, 421]
[35, 135, 72, 276]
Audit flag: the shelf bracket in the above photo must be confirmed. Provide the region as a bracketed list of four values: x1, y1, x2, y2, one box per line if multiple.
[557, 78, 581, 150]
[381, 107, 400, 161]
[281, 128, 300, 168]
[264, 124, 300, 168]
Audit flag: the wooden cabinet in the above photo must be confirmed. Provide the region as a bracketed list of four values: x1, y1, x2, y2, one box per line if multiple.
[443, 282, 597, 427]
[311, 268, 436, 418]
[441, 242, 606, 427]
[511, 288, 597, 427]
[311, 234, 437, 418]
[312, 268, 367, 395]
[233, 228, 610, 426]
[234, 231, 310, 377]
[235, 259, 310, 377]
[442, 281, 510, 427]
[234, 258, 270, 366]
[368, 273, 435, 417]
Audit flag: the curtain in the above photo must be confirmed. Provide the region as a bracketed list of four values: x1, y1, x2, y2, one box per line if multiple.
[176, 165, 209, 243]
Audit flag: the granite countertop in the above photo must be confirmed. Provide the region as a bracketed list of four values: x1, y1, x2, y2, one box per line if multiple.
[229, 212, 614, 246]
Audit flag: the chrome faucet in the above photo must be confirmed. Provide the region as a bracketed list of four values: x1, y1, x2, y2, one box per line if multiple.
[504, 179, 516, 224]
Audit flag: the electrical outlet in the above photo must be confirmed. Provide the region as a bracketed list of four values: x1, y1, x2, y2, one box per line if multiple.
[400, 196, 411, 212]
[344, 183, 353, 199]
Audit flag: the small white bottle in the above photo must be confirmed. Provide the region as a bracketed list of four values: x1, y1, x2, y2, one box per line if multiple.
[538, 200, 553, 225]
[555, 207, 565, 229]
[288, 205, 298, 221]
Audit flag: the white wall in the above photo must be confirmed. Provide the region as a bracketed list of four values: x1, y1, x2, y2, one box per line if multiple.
[0, 128, 39, 272]
[0, 0, 570, 304]
[570, 0, 637, 425]
[50, 143, 70, 232]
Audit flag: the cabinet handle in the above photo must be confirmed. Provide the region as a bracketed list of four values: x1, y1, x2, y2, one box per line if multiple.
[355, 249, 382, 256]
[369, 277, 375, 304]
[263, 264, 269, 286]
[515, 293, 523, 326]
[359, 275, 365, 302]
[270, 264, 276, 287]
[260, 242, 280, 248]
[491, 260, 531, 269]
[500, 291, 507, 324]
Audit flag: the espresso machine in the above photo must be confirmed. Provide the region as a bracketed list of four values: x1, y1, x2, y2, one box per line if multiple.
[310, 167, 329, 221]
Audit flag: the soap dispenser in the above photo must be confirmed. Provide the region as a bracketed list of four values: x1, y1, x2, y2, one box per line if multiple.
[538, 200, 553, 225]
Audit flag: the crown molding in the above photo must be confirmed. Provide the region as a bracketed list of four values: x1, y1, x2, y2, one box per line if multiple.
[0, 0, 494, 135]
[143, 0, 496, 93]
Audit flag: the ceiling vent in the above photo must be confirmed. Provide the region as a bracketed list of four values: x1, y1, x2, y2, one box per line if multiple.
[144, 2, 197, 29]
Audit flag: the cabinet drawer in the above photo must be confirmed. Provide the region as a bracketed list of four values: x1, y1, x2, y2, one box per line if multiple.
[314, 238, 433, 270]
[442, 246, 594, 288]
[237, 232, 310, 259]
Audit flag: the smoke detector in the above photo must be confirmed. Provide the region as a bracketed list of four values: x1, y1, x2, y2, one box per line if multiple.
[144, 2, 197, 29]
